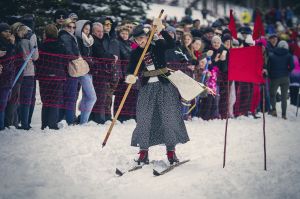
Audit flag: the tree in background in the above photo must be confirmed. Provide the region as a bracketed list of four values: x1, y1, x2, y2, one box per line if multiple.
[0, 0, 150, 24]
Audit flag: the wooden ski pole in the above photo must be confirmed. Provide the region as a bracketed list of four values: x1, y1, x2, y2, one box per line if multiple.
[102, 9, 165, 148]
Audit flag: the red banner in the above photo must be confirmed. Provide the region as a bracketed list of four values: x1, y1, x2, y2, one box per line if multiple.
[228, 9, 237, 39]
[228, 46, 265, 83]
[252, 11, 265, 40]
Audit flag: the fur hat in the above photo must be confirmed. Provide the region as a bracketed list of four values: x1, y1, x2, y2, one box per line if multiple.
[45, 24, 58, 39]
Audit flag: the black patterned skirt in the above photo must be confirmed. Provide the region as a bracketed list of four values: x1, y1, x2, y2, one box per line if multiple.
[131, 81, 189, 149]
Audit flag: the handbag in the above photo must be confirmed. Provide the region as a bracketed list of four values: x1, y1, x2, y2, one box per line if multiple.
[68, 56, 90, 77]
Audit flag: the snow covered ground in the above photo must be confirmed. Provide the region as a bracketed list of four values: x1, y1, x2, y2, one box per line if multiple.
[0, 101, 300, 199]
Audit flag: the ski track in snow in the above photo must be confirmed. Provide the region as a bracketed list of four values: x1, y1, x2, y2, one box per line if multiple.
[0, 103, 300, 199]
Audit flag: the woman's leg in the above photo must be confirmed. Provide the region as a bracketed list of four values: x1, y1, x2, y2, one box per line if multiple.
[270, 79, 280, 114]
[280, 77, 290, 118]
[78, 74, 97, 124]
[0, 88, 10, 130]
[64, 77, 79, 125]
[19, 76, 35, 129]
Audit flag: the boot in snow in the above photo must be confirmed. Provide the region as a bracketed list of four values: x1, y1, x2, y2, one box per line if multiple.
[135, 150, 149, 165]
[167, 150, 179, 165]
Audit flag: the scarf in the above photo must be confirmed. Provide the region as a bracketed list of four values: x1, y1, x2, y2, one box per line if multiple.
[82, 33, 94, 47]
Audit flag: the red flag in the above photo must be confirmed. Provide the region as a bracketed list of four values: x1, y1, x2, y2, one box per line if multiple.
[228, 46, 265, 83]
[228, 9, 237, 39]
[252, 11, 265, 40]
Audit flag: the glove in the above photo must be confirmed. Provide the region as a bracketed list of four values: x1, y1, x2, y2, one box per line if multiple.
[153, 18, 164, 34]
[125, 74, 138, 84]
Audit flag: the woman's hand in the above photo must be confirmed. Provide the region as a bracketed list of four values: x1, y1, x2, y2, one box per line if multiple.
[205, 86, 216, 96]
[153, 18, 164, 34]
[125, 74, 138, 84]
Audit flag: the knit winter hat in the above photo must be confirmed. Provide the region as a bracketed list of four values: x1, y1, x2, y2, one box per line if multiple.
[165, 26, 176, 35]
[54, 9, 67, 21]
[211, 35, 222, 44]
[0, 23, 10, 33]
[68, 13, 78, 20]
[45, 24, 58, 39]
[255, 37, 267, 47]
[222, 33, 232, 42]
[277, 40, 289, 50]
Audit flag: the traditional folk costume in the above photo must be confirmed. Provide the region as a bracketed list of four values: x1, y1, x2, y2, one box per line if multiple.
[126, 24, 190, 165]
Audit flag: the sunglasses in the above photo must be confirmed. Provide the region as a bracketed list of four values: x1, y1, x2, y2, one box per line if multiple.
[214, 32, 222, 36]
[67, 25, 76, 29]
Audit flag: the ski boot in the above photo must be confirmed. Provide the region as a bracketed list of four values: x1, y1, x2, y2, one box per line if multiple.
[167, 150, 179, 165]
[135, 150, 149, 165]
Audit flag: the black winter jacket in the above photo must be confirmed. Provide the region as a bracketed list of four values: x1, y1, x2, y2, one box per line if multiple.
[0, 37, 17, 88]
[118, 37, 132, 77]
[58, 30, 80, 58]
[210, 45, 228, 73]
[127, 30, 175, 86]
[92, 35, 115, 76]
[267, 47, 294, 79]
[37, 38, 67, 80]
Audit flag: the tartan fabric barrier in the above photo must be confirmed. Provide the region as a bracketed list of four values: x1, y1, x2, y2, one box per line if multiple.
[1, 52, 264, 120]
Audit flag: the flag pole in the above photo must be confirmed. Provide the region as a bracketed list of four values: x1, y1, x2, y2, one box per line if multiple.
[223, 80, 230, 168]
[296, 87, 299, 117]
[262, 82, 267, 170]
[101, 9, 165, 148]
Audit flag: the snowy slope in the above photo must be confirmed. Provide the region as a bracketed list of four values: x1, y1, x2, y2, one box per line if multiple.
[147, 3, 252, 23]
[0, 102, 300, 199]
